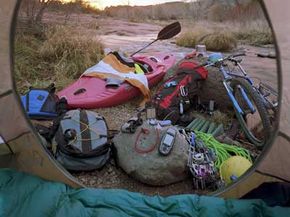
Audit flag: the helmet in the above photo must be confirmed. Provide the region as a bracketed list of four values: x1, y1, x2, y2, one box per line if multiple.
[208, 53, 223, 63]
[219, 156, 252, 185]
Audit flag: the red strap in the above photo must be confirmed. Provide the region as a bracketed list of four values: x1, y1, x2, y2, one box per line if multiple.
[159, 75, 191, 109]
[178, 61, 208, 79]
[134, 127, 159, 154]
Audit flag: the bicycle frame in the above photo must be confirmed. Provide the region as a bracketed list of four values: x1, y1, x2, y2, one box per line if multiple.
[205, 53, 277, 118]
[204, 52, 277, 146]
[218, 63, 256, 116]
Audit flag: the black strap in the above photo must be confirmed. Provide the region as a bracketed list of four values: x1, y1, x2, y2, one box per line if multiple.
[46, 83, 56, 93]
[26, 91, 30, 112]
[176, 68, 202, 80]
[112, 51, 135, 68]
[56, 97, 68, 115]
[55, 110, 110, 158]
[35, 124, 52, 142]
[79, 110, 92, 153]
[28, 83, 56, 93]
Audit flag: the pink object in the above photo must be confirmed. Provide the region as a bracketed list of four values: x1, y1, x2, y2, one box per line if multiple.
[57, 53, 176, 109]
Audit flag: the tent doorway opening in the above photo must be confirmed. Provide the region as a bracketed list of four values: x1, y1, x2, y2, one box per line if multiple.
[0, 0, 284, 198]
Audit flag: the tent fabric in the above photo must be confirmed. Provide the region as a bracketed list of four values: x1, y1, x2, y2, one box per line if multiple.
[258, 135, 290, 181]
[1, 169, 290, 217]
[263, 0, 290, 136]
[0, 93, 30, 141]
[0, 1, 14, 95]
[1, 133, 81, 188]
[241, 182, 290, 207]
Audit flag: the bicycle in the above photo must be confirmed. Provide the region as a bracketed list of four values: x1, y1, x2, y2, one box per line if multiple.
[202, 52, 278, 148]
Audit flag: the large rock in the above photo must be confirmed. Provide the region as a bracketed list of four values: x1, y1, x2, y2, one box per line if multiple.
[188, 56, 233, 112]
[113, 123, 189, 186]
[198, 67, 233, 111]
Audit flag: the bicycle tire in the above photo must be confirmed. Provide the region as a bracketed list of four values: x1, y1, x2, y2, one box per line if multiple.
[230, 78, 272, 148]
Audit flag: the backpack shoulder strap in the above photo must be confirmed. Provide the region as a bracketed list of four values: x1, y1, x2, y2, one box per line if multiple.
[28, 83, 56, 93]
[79, 110, 92, 153]
[46, 83, 56, 94]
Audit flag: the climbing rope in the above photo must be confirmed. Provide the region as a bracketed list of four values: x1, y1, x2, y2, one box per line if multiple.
[194, 131, 252, 169]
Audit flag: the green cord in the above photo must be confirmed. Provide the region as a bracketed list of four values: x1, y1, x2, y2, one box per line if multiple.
[194, 131, 252, 169]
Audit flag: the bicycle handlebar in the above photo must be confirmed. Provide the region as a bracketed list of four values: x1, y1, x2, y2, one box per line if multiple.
[206, 52, 246, 67]
[231, 52, 246, 58]
[181, 52, 247, 73]
[223, 52, 246, 62]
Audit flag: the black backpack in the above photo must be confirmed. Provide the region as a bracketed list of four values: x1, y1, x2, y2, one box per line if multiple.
[152, 59, 208, 124]
[52, 109, 110, 171]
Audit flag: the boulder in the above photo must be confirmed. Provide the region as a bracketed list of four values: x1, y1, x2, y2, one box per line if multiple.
[198, 66, 233, 111]
[113, 123, 189, 186]
[186, 56, 233, 112]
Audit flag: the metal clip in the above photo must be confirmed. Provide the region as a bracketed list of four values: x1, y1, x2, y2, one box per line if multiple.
[180, 86, 188, 97]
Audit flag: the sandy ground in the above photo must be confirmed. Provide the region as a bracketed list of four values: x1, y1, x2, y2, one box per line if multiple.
[43, 13, 278, 195]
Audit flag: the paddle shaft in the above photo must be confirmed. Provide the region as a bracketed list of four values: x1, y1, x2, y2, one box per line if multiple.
[130, 21, 181, 57]
[130, 39, 158, 57]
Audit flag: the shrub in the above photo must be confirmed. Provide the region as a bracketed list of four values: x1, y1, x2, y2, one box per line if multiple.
[39, 25, 103, 78]
[233, 21, 273, 46]
[176, 31, 198, 48]
[176, 20, 273, 51]
[14, 24, 104, 93]
[176, 27, 210, 48]
[14, 33, 50, 92]
[176, 27, 237, 52]
[199, 32, 237, 52]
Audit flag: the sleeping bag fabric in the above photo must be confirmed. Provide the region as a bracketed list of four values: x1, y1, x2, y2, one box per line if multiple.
[0, 169, 290, 217]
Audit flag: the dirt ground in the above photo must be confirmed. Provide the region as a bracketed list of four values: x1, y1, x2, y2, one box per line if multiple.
[44, 13, 278, 195]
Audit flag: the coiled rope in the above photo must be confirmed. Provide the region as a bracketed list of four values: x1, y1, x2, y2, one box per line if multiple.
[194, 131, 252, 169]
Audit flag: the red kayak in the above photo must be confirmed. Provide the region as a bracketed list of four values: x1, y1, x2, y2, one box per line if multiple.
[57, 53, 176, 109]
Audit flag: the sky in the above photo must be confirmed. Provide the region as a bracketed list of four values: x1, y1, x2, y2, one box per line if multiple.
[68, 0, 187, 10]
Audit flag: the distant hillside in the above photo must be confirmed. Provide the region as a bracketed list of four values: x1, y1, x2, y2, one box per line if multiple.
[103, 0, 264, 22]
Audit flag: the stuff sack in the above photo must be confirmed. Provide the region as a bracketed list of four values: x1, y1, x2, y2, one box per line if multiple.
[152, 59, 208, 124]
[21, 83, 63, 119]
[52, 109, 110, 171]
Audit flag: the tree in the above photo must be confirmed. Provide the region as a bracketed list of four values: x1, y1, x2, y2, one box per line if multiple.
[19, 0, 53, 24]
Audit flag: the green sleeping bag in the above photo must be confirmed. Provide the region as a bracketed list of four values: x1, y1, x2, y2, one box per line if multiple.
[0, 169, 289, 217]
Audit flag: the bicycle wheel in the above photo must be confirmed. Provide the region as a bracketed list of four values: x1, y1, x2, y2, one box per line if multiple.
[230, 78, 272, 148]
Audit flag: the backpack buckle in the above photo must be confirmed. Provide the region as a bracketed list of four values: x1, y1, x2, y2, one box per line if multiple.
[180, 86, 188, 97]
[64, 129, 77, 141]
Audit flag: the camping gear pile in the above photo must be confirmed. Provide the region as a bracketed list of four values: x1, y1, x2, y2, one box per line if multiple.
[18, 21, 262, 192]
